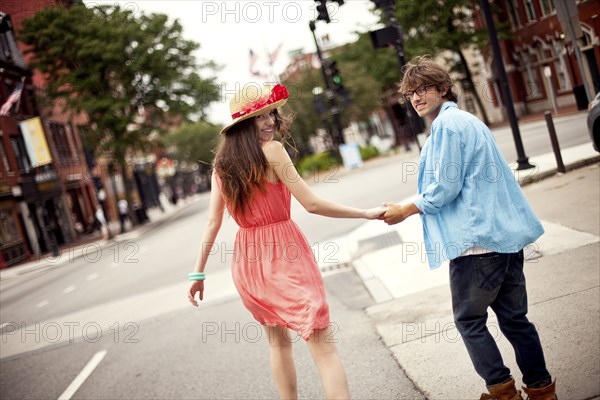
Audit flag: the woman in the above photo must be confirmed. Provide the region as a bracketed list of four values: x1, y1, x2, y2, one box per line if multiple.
[188, 83, 385, 399]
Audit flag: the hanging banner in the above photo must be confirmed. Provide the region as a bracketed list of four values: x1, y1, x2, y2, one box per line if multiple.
[19, 117, 52, 167]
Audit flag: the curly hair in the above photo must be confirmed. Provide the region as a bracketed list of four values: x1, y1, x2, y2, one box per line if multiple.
[399, 55, 458, 102]
[214, 108, 294, 216]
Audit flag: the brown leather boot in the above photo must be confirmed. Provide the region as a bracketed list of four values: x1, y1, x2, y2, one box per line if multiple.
[480, 378, 524, 400]
[522, 380, 557, 400]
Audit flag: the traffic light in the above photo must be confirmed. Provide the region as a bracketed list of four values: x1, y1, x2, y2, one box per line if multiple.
[315, 0, 330, 23]
[326, 60, 351, 105]
[326, 61, 342, 90]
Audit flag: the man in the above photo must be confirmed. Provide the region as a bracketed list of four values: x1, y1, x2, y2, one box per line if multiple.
[382, 56, 556, 400]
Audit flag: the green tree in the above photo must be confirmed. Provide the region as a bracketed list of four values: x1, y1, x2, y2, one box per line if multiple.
[396, 0, 493, 123]
[335, 33, 400, 92]
[372, 0, 498, 124]
[282, 49, 383, 156]
[19, 4, 220, 215]
[166, 121, 221, 173]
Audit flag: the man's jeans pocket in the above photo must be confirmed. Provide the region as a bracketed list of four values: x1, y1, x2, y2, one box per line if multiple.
[473, 253, 506, 290]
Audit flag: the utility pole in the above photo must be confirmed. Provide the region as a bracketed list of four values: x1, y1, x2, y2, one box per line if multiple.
[479, 0, 533, 170]
[309, 20, 345, 146]
[555, 0, 593, 103]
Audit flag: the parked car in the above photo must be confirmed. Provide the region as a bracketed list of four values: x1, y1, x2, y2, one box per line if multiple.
[587, 91, 600, 152]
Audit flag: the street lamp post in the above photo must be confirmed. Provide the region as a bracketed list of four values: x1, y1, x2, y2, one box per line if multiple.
[309, 20, 345, 148]
[479, 0, 534, 170]
[370, 0, 421, 150]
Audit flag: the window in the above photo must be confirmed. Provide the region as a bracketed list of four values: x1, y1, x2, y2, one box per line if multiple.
[525, 0, 537, 22]
[553, 42, 571, 91]
[520, 52, 542, 99]
[507, 0, 521, 29]
[0, 204, 27, 266]
[10, 137, 31, 173]
[0, 140, 11, 173]
[66, 124, 80, 162]
[47, 121, 75, 165]
[0, 206, 19, 245]
[539, 0, 555, 16]
[0, 16, 26, 68]
[0, 29, 14, 63]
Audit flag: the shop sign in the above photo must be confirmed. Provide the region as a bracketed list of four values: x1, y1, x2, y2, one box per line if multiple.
[34, 169, 59, 184]
[18, 117, 52, 166]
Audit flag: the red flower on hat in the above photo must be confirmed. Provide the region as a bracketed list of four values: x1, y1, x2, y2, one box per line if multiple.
[231, 84, 289, 119]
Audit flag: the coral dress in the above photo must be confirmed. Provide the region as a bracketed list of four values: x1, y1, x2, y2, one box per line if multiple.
[218, 176, 330, 340]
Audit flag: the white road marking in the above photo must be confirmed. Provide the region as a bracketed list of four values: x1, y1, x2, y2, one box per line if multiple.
[57, 350, 107, 400]
[86, 273, 99, 281]
[63, 285, 76, 294]
[111, 262, 120, 268]
[36, 300, 49, 308]
[0, 322, 9, 330]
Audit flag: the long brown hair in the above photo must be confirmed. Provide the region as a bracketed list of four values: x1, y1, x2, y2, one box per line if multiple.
[214, 109, 293, 215]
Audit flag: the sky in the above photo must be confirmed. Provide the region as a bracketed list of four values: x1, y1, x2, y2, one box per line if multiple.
[83, 0, 382, 125]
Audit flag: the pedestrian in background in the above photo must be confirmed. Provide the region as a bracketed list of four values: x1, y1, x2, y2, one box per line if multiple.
[118, 198, 129, 233]
[188, 83, 385, 399]
[382, 56, 556, 400]
[94, 205, 112, 240]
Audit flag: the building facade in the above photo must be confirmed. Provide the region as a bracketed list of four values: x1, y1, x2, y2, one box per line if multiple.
[474, 0, 600, 116]
[1, 6, 97, 268]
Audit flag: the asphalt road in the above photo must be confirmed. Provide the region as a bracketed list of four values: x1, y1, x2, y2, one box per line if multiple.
[0, 111, 593, 399]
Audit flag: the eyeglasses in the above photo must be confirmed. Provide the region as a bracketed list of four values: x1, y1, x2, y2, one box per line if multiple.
[403, 84, 435, 101]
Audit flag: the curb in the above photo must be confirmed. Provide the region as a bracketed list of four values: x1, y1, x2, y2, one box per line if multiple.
[520, 155, 600, 186]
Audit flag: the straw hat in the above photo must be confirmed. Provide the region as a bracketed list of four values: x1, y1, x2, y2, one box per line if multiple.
[220, 83, 289, 134]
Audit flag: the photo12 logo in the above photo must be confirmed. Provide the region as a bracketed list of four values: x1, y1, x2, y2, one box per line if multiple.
[200, 2, 304, 24]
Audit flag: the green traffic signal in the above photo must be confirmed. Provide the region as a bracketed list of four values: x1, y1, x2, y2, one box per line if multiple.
[332, 75, 342, 85]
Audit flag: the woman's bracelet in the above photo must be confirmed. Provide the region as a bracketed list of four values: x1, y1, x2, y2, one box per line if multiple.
[188, 272, 206, 281]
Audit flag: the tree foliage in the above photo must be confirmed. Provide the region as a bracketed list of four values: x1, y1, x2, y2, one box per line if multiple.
[391, 0, 489, 58]
[282, 44, 384, 155]
[166, 121, 221, 171]
[19, 4, 220, 161]
[334, 32, 400, 93]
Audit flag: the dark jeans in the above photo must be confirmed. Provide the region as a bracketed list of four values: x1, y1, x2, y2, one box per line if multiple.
[449, 250, 551, 386]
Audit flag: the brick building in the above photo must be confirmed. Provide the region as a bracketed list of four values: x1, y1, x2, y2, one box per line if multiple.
[1, 1, 98, 268]
[473, 0, 600, 116]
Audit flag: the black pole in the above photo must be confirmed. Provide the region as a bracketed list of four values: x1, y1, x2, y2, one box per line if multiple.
[480, 0, 533, 170]
[544, 112, 566, 174]
[376, 0, 420, 150]
[309, 20, 345, 147]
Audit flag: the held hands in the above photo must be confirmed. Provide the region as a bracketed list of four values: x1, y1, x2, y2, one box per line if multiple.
[365, 205, 388, 220]
[188, 280, 204, 307]
[381, 202, 420, 225]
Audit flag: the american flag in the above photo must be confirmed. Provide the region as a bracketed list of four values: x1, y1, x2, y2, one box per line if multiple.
[0, 83, 23, 116]
[268, 42, 284, 65]
[249, 49, 267, 79]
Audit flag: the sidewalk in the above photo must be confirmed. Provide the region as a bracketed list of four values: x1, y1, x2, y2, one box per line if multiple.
[334, 144, 599, 398]
[0, 195, 204, 282]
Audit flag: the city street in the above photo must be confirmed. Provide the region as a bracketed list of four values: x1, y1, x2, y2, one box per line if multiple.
[0, 111, 596, 399]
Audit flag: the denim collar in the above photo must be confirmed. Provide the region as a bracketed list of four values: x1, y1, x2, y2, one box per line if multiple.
[439, 101, 457, 115]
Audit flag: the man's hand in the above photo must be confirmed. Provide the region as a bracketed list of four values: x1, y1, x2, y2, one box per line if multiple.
[382, 202, 420, 225]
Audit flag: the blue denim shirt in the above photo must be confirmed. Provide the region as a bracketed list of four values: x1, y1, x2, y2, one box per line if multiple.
[413, 102, 544, 269]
